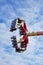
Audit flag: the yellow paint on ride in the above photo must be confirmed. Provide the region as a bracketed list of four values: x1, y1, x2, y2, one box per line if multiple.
[27, 32, 37, 36]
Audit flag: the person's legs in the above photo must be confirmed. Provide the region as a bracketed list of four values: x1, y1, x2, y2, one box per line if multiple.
[11, 36, 18, 48]
[15, 48, 21, 52]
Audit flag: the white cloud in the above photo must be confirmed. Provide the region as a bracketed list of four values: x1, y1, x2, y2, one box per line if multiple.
[0, 4, 17, 20]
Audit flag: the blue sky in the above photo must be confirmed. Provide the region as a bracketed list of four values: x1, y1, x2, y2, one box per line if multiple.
[0, 0, 43, 65]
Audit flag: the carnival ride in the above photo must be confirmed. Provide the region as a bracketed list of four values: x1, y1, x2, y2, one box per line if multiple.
[10, 18, 43, 52]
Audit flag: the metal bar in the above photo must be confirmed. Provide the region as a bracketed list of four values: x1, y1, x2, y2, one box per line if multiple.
[27, 31, 43, 36]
